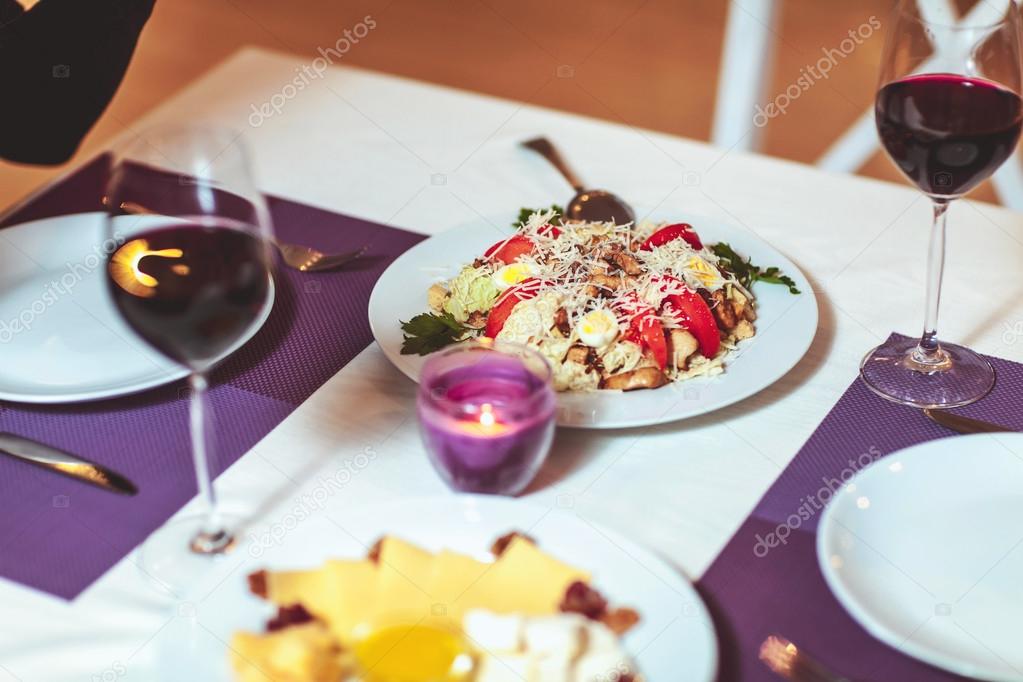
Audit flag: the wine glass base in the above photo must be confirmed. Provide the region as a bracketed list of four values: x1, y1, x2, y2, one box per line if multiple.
[136, 514, 243, 596]
[860, 337, 995, 409]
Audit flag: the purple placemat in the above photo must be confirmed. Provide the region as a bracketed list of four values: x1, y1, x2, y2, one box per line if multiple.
[0, 156, 425, 599]
[698, 334, 1021, 681]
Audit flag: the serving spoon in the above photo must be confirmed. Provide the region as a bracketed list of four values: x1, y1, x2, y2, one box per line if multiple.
[521, 137, 636, 225]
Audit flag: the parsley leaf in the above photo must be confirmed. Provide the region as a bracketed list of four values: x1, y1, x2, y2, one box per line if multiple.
[514, 204, 564, 228]
[711, 242, 800, 295]
[399, 312, 471, 356]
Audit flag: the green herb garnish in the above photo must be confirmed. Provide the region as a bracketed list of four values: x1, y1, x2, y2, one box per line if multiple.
[711, 242, 800, 295]
[514, 204, 564, 228]
[399, 312, 471, 356]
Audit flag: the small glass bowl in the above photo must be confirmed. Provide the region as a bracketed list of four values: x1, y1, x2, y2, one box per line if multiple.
[416, 341, 556, 496]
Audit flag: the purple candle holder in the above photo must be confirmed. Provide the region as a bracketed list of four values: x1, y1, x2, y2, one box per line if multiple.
[417, 341, 556, 496]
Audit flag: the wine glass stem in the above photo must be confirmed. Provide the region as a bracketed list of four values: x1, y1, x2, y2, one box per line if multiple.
[913, 199, 951, 367]
[188, 372, 233, 554]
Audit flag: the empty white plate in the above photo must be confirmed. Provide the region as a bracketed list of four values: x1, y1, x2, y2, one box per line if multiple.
[817, 433, 1023, 681]
[0, 212, 273, 403]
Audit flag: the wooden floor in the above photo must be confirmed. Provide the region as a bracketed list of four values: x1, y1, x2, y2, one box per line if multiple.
[0, 0, 1001, 208]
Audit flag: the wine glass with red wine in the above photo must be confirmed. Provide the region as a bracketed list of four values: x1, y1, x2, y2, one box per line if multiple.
[861, 1, 1023, 407]
[104, 127, 274, 587]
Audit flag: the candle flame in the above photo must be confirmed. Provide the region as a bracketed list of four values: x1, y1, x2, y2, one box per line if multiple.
[109, 238, 185, 298]
[479, 403, 496, 427]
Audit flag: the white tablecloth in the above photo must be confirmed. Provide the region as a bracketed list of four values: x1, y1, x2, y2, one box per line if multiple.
[3, 47, 1023, 682]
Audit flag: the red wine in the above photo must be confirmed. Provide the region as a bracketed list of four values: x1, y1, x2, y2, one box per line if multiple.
[107, 223, 270, 369]
[876, 73, 1023, 197]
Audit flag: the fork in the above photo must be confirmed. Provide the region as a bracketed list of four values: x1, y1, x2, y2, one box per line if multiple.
[105, 197, 368, 273]
[759, 635, 857, 682]
[275, 242, 368, 272]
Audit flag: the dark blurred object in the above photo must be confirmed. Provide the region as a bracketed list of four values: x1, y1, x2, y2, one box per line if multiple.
[0, 0, 155, 165]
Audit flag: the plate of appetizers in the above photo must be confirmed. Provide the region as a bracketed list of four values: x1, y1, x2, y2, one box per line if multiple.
[369, 206, 817, 428]
[158, 496, 717, 682]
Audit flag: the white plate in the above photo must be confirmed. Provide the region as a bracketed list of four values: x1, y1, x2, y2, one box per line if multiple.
[0, 212, 274, 403]
[369, 213, 817, 428]
[158, 495, 718, 682]
[817, 433, 1023, 681]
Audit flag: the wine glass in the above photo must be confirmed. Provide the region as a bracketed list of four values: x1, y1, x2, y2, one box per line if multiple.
[860, 0, 1023, 408]
[104, 126, 274, 587]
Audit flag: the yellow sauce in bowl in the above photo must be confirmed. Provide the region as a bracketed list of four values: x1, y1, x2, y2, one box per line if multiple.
[354, 623, 475, 682]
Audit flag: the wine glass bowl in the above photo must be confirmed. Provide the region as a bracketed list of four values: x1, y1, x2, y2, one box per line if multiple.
[107, 220, 272, 371]
[104, 127, 275, 581]
[860, 0, 1022, 408]
[876, 73, 1023, 199]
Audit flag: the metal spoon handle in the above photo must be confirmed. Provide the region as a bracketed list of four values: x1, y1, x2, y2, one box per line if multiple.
[521, 137, 585, 192]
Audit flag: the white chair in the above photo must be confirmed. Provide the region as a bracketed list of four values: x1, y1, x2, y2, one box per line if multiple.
[711, 0, 1023, 210]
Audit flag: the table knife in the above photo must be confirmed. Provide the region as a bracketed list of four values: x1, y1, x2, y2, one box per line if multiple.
[0, 433, 137, 495]
[923, 409, 1015, 435]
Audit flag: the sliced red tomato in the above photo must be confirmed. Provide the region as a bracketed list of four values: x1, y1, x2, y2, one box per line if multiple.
[484, 235, 535, 264]
[648, 275, 719, 358]
[662, 290, 720, 358]
[613, 294, 668, 370]
[484, 225, 561, 264]
[484, 278, 544, 338]
[640, 223, 703, 251]
[635, 310, 668, 370]
[537, 224, 561, 238]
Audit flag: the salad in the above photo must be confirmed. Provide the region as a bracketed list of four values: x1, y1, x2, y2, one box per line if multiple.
[401, 207, 798, 392]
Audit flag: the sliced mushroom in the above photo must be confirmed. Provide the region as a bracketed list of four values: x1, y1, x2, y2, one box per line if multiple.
[709, 289, 738, 330]
[732, 319, 756, 341]
[601, 367, 668, 391]
[731, 288, 757, 322]
[565, 344, 590, 365]
[667, 329, 699, 370]
[608, 249, 643, 276]
[554, 307, 571, 337]
[588, 273, 623, 296]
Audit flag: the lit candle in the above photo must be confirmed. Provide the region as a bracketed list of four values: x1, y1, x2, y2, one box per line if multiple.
[417, 342, 556, 496]
[453, 404, 511, 437]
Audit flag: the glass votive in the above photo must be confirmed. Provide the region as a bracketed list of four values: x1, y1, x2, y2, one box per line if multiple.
[417, 340, 556, 496]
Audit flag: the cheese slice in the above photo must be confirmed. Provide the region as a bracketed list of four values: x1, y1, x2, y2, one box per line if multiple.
[460, 537, 590, 615]
[373, 537, 435, 624]
[230, 622, 348, 682]
[264, 567, 329, 609]
[426, 550, 492, 621]
[321, 559, 379, 642]
[262, 560, 379, 644]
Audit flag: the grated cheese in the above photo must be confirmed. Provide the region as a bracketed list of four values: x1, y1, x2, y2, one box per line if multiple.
[433, 210, 757, 391]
